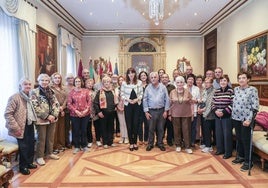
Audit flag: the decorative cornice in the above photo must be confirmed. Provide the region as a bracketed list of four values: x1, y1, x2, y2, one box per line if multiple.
[40, 0, 249, 37]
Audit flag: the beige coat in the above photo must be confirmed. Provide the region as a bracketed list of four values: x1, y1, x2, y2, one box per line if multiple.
[4, 93, 27, 139]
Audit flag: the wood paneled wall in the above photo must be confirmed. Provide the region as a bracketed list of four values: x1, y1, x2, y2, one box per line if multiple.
[232, 83, 268, 106]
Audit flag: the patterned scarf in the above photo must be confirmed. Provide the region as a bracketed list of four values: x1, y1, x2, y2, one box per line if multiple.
[20, 91, 37, 125]
[39, 85, 56, 108]
[99, 87, 118, 109]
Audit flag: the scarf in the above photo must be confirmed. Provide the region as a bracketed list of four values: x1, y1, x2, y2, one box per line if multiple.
[20, 91, 37, 125]
[39, 85, 56, 109]
[99, 87, 118, 109]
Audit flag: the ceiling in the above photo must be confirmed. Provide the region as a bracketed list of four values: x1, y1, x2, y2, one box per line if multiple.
[42, 0, 249, 36]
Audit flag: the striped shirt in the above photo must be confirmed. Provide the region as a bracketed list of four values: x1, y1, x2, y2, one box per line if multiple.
[212, 86, 234, 118]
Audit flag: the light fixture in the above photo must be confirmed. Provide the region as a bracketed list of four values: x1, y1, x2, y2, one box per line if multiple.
[149, 0, 164, 25]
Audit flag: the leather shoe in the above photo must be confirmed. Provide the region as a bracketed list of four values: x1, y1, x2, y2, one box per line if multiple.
[159, 146, 166, 151]
[146, 145, 153, 151]
[28, 163, 37, 169]
[20, 168, 30, 175]
[215, 151, 224, 155]
[223, 155, 232, 159]
[129, 147, 134, 151]
[134, 146, 138, 150]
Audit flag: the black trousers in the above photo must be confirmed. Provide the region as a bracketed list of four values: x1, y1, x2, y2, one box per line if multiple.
[17, 123, 35, 169]
[100, 111, 115, 145]
[124, 103, 140, 145]
[203, 119, 215, 147]
[87, 119, 102, 142]
[232, 119, 251, 163]
[64, 112, 72, 146]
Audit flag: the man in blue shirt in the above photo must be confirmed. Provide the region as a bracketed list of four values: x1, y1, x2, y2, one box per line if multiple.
[143, 72, 170, 151]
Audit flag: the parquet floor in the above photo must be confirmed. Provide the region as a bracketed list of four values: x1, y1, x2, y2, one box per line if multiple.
[9, 140, 268, 188]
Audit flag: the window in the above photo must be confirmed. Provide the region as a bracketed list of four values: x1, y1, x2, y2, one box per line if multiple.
[0, 8, 21, 139]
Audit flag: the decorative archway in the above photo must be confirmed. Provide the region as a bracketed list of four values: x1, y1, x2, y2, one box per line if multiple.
[118, 35, 166, 75]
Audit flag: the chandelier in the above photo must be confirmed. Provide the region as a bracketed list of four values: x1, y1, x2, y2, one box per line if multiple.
[149, 0, 164, 25]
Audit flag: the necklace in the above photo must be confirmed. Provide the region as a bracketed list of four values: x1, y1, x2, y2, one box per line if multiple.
[177, 89, 184, 104]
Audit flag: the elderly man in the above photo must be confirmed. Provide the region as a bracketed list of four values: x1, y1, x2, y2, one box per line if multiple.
[143, 72, 170, 151]
[213, 67, 231, 89]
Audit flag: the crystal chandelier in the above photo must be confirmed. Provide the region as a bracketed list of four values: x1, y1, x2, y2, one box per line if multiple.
[149, 0, 164, 25]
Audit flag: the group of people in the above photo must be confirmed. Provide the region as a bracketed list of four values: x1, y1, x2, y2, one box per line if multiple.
[4, 65, 259, 176]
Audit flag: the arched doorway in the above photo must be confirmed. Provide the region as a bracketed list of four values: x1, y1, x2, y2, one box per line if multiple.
[118, 35, 166, 75]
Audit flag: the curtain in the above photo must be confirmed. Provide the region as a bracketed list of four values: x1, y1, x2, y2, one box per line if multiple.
[0, 8, 20, 140]
[58, 27, 81, 79]
[18, 21, 36, 81]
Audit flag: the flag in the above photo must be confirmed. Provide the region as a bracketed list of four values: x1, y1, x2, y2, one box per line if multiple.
[77, 59, 83, 77]
[99, 63, 103, 76]
[89, 59, 95, 79]
[108, 58, 113, 73]
[114, 62, 119, 75]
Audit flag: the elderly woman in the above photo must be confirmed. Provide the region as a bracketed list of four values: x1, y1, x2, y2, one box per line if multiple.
[94, 76, 118, 149]
[169, 76, 193, 154]
[30, 74, 60, 166]
[198, 77, 215, 153]
[232, 72, 259, 172]
[51, 72, 67, 153]
[4, 78, 37, 175]
[212, 74, 233, 159]
[68, 77, 91, 154]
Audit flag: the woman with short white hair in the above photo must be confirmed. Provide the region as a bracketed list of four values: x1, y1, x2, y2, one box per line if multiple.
[31, 73, 60, 166]
[5, 77, 37, 175]
[169, 76, 193, 154]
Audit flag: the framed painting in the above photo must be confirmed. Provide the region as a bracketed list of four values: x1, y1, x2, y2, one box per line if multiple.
[35, 25, 57, 81]
[132, 55, 153, 74]
[238, 30, 267, 81]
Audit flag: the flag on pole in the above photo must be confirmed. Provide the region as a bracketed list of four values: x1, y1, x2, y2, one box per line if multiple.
[77, 59, 83, 77]
[89, 58, 95, 79]
[108, 58, 113, 73]
[114, 62, 119, 75]
[99, 63, 103, 76]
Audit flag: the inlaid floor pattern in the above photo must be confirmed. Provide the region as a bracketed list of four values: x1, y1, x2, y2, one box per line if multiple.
[10, 141, 268, 188]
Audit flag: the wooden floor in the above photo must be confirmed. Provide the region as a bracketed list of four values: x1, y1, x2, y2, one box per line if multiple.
[9, 139, 268, 188]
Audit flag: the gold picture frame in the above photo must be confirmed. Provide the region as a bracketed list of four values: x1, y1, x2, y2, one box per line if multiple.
[238, 30, 267, 81]
[35, 25, 57, 81]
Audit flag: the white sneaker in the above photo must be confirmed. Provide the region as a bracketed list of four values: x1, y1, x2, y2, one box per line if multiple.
[118, 139, 124, 144]
[111, 143, 116, 147]
[83, 147, 90, 152]
[36, 157, 45, 166]
[175, 147, 181, 152]
[199, 144, 206, 149]
[96, 141, 102, 147]
[103, 145, 108, 149]
[73, 148, 80, 154]
[185, 148, 193, 154]
[87, 142, 93, 148]
[209, 146, 213, 151]
[201, 147, 210, 153]
[49, 154, 60, 160]
[124, 138, 129, 144]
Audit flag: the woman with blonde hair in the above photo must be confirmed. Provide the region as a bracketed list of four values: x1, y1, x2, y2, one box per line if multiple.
[51, 72, 67, 153]
[31, 73, 60, 166]
[115, 75, 128, 144]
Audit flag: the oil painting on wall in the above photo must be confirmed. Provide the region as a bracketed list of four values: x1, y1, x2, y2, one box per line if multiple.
[238, 30, 267, 81]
